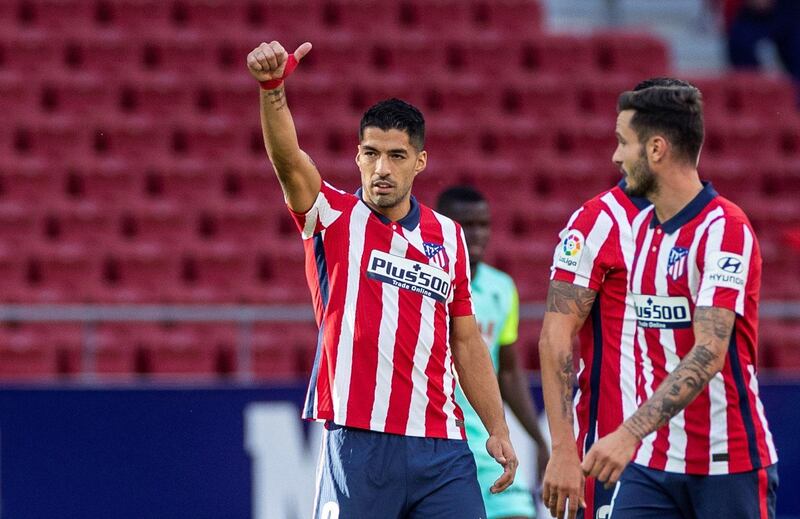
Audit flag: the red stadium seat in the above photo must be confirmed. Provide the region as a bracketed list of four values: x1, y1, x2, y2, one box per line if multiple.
[0, 201, 42, 246]
[170, 116, 241, 159]
[393, 0, 472, 36]
[63, 157, 139, 203]
[0, 244, 29, 302]
[43, 201, 118, 247]
[100, 243, 182, 303]
[15, 116, 92, 160]
[590, 32, 670, 78]
[26, 243, 102, 303]
[140, 325, 219, 376]
[0, 157, 62, 203]
[41, 73, 117, 117]
[370, 34, 447, 76]
[245, 0, 324, 35]
[95, 0, 173, 33]
[0, 72, 34, 118]
[442, 34, 521, 76]
[195, 201, 277, 247]
[723, 72, 797, 118]
[93, 116, 170, 159]
[118, 72, 192, 119]
[502, 74, 580, 120]
[117, 201, 194, 246]
[517, 319, 544, 371]
[520, 34, 595, 76]
[91, 324, 143, 376]
[287, 33, 371, 76]
[475, 0, 543, 33]
[178, 245, 254, 303]
[0, 30, 63, 73]
[168, 0, 249, 32]
[575, 74, 642, 116]
[140, 159, 216, 204]
[250, 322, 319, 379]
[0, 325, 59, 379]
[703, 117, 778, 161]
[16, 0, 95, 33]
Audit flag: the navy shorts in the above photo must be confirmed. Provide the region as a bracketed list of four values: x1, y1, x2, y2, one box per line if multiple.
[576, 477, 616, 519]
[609, 462, 779, 519]
[313, 423, 486, 519]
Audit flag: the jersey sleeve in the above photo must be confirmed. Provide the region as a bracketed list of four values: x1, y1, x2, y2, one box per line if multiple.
[550, 203, 615, 291]
[287, 181, 350, 239]
[498, 283, 519, 347]
[696, 216, 755, 316]
[448, 224, 474, 317]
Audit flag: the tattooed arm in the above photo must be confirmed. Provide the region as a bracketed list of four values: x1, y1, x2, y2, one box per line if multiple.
[539, 280, 596, 519]
[582, 306, 735, 487]
[247, 41, 320, 213]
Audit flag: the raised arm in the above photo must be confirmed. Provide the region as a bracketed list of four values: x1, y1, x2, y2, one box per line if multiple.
[582, 306, 735, 487]
[539, 280, 596, 519]
[246, 41, 321, 213]
[451, 314, 518, 494]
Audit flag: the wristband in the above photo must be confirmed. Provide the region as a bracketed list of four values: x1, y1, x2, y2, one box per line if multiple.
[259, 54, 299, 90]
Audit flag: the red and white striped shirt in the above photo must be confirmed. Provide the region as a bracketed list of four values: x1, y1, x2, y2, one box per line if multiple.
[290, 181, 474, 440]
[551, 184, 650, 460]
[629, 182, 777, 475]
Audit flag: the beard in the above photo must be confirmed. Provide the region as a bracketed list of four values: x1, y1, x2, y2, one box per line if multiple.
[369, 183, 412, 208]
[624, 152, 658, 198]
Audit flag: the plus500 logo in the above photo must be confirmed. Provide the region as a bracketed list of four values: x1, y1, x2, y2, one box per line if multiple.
[633, 294, 692, 329]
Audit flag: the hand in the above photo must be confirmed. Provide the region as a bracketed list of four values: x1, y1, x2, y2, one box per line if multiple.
[580, 426, 639, 489]
[486, 434, 518, 494]
[541, 447, 585, 519]
[247, 41, 312, 83]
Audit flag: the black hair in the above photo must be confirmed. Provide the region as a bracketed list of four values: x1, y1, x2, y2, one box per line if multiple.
[359, 98, 425, 151]
[633, 77, 696, 91]
[436, 185, 486, 213]
[618, 80, 704, 165]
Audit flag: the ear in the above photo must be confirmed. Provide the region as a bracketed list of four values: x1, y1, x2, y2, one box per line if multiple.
[355, 145, 361, 166]
[648, 136, 668, 163]
[414, 150, 427, 177]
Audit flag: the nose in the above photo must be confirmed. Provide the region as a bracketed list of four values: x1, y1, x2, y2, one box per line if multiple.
[375, 155, 390, 176]
[612, 146, 623, 167]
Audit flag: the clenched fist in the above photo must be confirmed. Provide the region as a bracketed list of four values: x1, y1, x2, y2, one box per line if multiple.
[246, 41, 312, 83]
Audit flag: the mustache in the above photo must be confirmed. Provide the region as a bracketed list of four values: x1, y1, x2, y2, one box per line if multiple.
[371, 179, 396, 187]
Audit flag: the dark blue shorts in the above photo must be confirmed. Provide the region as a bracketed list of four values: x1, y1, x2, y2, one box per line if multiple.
[609, 462, 779, 519]
[576, 477, 616, 519]
[313, 423, 486, 519]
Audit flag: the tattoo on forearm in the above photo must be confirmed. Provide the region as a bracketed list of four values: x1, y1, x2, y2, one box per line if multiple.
[265, 87, 287, 110]
[623, 344, 720, 441]
[694, 306, 735, 342]
[558, 352, 574, 422]
[545, 281, 596, 320]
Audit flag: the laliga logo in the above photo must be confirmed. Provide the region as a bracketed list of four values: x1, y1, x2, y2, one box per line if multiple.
[563, 233, 582, 256]
[717, 256, 743, 274]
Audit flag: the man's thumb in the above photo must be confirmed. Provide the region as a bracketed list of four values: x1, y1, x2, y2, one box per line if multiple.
[294, 42, 313, 61]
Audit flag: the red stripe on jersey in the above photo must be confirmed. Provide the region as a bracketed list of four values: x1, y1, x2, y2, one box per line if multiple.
[346, 216, 385, 428]
[384, 285, 423, 434]
[420, 209, 450, 438]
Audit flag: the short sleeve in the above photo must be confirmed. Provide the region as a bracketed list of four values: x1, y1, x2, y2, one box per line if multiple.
[696, 217, 755, 316]
[550, 204, 616, 292]
[498, 284, 519, 347]
[287, 181, 350, 239]
[448, 224, 474, 317]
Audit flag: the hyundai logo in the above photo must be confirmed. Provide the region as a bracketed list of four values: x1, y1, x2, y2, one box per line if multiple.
[717, 256, 743, 274]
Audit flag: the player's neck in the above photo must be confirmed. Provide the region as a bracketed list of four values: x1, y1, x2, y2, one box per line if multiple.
[650, 166, 703, 224]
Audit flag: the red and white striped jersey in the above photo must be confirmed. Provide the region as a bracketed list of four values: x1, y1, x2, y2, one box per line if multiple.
[289, 181, 474, 440]
[550, 184, 650, 459]
[629, 182, 777, 475]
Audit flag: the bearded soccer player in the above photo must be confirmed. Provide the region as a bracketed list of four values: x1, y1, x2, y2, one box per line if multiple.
[437, 186, 550, 519]
[540, 81, 689, 519]
[582, 81, 778, 517]
[246, 41, 517, 518]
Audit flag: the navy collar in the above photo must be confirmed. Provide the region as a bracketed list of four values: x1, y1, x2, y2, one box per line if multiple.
[650, 181, 718, 234]
[616, 179, 651, 210]
[355, 188, 421, 231]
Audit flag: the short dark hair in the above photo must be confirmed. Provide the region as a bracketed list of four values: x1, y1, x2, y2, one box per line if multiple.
[633, 77, 696, 91]
[618, 81, 704, 165]
[436, 185, 486, 212]
[359, 98, 425, 151]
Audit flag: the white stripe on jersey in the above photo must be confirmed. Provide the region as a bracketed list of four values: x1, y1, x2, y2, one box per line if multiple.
[748, 364, 778, 462]
[687, 208, 725, 302]
[656, 230, 688, 473]
[602, 193, 641, 422]
[708, 371, 730, 474]
[370, 233, 408, 431]
[434, 213, 463, 440]
[332, 204, 370, 422]
[632, 223, 657, 466]
[737, 227, 754, 315]
[573, 210, 614, 285]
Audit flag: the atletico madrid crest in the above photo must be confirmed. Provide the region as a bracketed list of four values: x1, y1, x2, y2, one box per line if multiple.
[423, 242, 449, 270]
[667, 246, 689, 281]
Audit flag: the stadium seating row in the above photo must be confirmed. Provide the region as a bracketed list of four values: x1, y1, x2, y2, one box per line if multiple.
[1, 317, 798, 380]
[1, 0, 544, 36]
